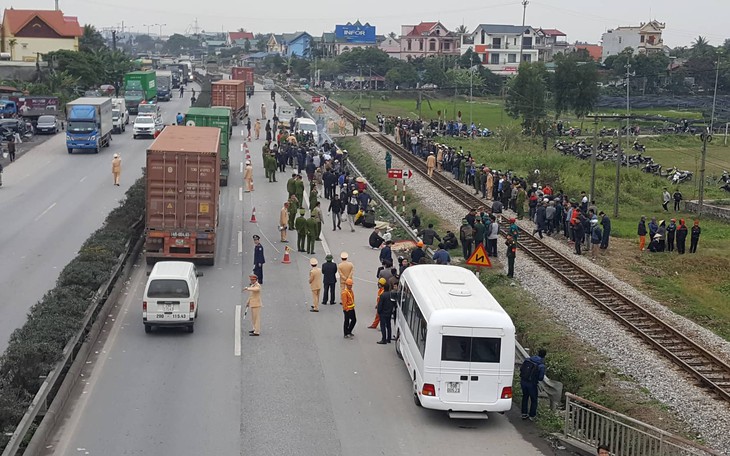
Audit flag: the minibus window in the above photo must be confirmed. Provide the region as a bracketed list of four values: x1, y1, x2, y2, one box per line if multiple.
[471, 337, 501, 363]
[147, 279, 190, 298]
[442, 336, 471, 362]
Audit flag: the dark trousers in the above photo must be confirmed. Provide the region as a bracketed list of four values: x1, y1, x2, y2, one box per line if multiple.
[379, 312, 392, 342]
[690, 237, 699, 253]
[343, 309, 356, 336]
[253, 265, 263, 284]
[667, 235, 675, 252]
[507, 256, 515, 278]
[488, 238, 498, 258]
[600, 231, 610, 249]
[662, 201, 669, 211]
[323, 283, 336, 304]
[674, 200, 681, 211]
[521, 382, 539, 417]
[462, 240, 473, 259]
[574, 235, 582, 254]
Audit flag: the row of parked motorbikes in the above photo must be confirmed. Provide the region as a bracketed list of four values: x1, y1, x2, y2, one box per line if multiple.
[554, 140, 696, 186]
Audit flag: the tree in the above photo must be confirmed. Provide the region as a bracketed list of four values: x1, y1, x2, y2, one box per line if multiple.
[572, 62, 599, 119]
[98, 49, 133, 95]
[164, 33, 197, 54]
[455, 24, 469, 35]
[458, 47, 479, 69]
[385, 61, 418, 88]
[505, 62, 548, 133]
[8, 38, 17, 61]
[79, 25, 106, 53]
[134, 35, 156, 52]
[243, 39, 251, 53]
[552, 54, 579, 119]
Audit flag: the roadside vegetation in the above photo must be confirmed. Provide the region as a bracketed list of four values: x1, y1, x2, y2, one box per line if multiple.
[342, 135, 691, 438]
[0, 177, 145, 451]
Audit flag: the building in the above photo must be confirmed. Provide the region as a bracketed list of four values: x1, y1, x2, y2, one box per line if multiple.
[266, 34, 284, 54]
[571, 43, 603, 62]
[318, 21, 379, 57]
[536, 28, 568, 62]
[227, 31, 254, 47]
[266, 32, 312, 58]
[1, 8, 82, 62]
[399, 21, 460, 60]
[379, 35, 400, 58]
[461, 24, 540, 75]
[601, 20, 667, 62]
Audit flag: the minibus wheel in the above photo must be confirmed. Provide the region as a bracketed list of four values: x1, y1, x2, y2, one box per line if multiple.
[395, 332, 403, 360]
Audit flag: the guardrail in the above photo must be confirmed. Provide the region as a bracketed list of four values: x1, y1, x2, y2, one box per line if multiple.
[563, 393, 722, 456]
[2, 220, 144, 456]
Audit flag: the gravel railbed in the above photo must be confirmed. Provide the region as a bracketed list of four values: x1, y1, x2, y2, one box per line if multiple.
[357, 133, 730, 452]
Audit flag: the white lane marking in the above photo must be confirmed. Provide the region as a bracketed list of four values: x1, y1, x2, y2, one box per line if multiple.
[240, 161, 243, 173]
[239, 187, 243, 202]
[234, 305, 242, 357]
[240, 143, 244, 152]
[34, 202, 57, 221]
[79, 176, 87, 183]
[237, 230, 243, 254]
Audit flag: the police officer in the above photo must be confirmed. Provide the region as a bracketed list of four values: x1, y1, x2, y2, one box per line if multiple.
[252, 235, 265, 284]
[337, 252, 354, 297]
[309, 258, 322, 312]
[294, 175, 305, 208]
[506, 235, 517, 278]
[321, 254, 337, 305]
[295, 208, 307, 252]
[305, 212, 318, 254]
[244, 274, 262, 336]
[279, 202, 289, 242]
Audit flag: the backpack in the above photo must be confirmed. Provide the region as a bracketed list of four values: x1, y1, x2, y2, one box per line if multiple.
[520, 359, 540, 383]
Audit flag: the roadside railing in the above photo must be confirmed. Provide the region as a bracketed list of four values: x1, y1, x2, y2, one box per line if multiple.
[563, 393, 722, 456]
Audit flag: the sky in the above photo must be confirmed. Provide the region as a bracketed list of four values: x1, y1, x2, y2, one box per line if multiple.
[9, 0, 729, 48]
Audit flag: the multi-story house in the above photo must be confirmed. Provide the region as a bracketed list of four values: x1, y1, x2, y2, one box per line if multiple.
[461, 24, 540, 75]
[536, 28, 568, 62]
[1, 8, 82, 62]
[399, 21, 460, 60]
[379, 35, 400, 58]
[601, 20, 667, 62]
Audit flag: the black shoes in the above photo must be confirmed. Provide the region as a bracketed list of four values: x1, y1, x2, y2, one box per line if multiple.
[377, 340, 387, 344]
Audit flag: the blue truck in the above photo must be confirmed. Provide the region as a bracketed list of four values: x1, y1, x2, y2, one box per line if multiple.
[65, 97, 113, 154]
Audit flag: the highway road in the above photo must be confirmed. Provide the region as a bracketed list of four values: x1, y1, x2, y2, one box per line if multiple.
[45, 86, 558, 456]
[0, 90, 197, 352]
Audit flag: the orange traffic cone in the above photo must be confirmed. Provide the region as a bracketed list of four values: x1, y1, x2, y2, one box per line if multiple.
[281, 246, 291, 264]
[250, 207, 257, 223]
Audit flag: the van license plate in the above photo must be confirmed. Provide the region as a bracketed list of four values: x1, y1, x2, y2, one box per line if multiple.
[447, 382, 461, 394]
[164, 304, 174, 312]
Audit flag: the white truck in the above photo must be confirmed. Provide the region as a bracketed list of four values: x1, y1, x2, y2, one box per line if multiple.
[111, 98, 129, 134]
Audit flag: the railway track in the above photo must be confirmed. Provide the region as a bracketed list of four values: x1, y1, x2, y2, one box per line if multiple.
[315, 92, 730, 403]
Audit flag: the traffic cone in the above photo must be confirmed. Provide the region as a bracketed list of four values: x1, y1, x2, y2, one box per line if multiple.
[281, 246, 291, 264]
[250, 207, 257, 223]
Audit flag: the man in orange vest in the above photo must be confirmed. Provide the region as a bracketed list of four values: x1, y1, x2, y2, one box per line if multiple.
[341, 278, 356, 338]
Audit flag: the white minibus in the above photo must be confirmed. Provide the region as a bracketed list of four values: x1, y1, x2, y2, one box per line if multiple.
[395, 265, 515, 418]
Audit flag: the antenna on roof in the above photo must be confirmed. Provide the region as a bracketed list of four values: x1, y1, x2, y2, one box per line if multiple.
[55, 0, 59, 11]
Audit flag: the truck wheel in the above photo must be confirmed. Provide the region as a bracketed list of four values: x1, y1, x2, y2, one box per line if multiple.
[67, 148, 73, 154]
[187, 325, 194, 334]
[144, 324, 152, 334]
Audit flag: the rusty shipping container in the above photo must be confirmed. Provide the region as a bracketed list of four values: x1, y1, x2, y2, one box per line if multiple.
[145, 125, 221, 265]
[211, 80, 246, 125]
[231, 66, 254, 87]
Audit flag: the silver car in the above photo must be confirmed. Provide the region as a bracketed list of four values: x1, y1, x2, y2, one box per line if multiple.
[36, 115, 60, 134]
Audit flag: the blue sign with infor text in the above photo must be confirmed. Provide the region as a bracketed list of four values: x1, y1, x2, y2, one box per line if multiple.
[335, 24, 376, 44]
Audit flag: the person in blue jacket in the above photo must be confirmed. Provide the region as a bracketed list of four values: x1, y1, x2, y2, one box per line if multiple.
[520, 348, 546, 421]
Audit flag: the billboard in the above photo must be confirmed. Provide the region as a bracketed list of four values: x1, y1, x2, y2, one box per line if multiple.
[335, 24, 376, 44]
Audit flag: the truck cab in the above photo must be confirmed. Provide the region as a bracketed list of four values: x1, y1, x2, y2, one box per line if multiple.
[65, 97, 113, 154]
[111, 98, 129, 134]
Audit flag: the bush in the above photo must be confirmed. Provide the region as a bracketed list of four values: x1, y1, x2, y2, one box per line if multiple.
[0, 177, 146, 452]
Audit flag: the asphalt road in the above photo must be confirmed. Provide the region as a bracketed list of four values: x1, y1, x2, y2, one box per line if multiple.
[0, 90, 197, 352]
[45, 87, 560, 456]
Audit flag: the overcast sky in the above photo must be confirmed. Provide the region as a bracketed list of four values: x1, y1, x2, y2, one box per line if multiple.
[11, 0, 729, 47]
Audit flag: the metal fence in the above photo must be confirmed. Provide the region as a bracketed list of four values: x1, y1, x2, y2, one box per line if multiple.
[564, 393, 722, 456]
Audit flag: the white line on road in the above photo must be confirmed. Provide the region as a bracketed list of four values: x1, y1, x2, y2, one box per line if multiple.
[239, 187, 243, 202]
[234, 305, 242, 357]
[237, 230, 243, 254]
[79, 176, 87, 183]
[240, 161, 243, 173]
[240, 143, 244, 152]
[34, 202, 57, 221]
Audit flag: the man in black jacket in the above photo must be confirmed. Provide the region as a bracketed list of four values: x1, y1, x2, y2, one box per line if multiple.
[418, 223, 441, 246]
[376, 285, 396, 344]
[328, 195, 342, 230]
[321, 254, 338, 305]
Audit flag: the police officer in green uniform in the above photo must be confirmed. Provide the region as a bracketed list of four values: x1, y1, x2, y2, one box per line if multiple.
[262, 143, 271, 180]
[286, 173, 297, 198]
[295, 209, 307, 252]
[309, 187, 319, 211]
[306, 213, 318, 254]
[458, 158, 466, 184]
[294, 175, 305, 209]
[506, 235, 517, 278]
[311, 201, 323, 240]
[266, 153, 277, 182]
[287, 195, 299, 230]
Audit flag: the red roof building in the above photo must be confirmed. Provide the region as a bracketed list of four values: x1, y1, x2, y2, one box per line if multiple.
[399, 21, 460, 60]
[1, 8, 82, 61]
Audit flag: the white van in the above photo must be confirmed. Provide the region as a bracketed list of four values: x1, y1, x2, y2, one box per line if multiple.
[294, 117, 319, 144]
[143, 261, 202, 333]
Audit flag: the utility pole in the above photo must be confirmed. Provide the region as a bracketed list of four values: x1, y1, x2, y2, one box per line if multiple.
[519, 0, 529, 65]
[590, 117, 598, 202]
[144, 24, 153, 36]
[469, 53, 474, 127]
[158, 24, 167, 38]
[698, 53, 720, 216]
[615, 127, 622, 218]
[111, 30, 117, 51]
[625, 59, 632, 150]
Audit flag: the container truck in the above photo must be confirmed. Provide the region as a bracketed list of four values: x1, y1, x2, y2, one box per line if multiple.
[0, 96, 59, 124]
[123, 71, 157, 114]
[178, 61, 193, 83]
[184, 107, 231, 187]
[210, 80, 246, 126]
[156, 70, 173, 101]
[111, 98, 129, 133]
[231, 66, 254, 88]
[145, 125, 221, 265]
[65, 97, 113, 154]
